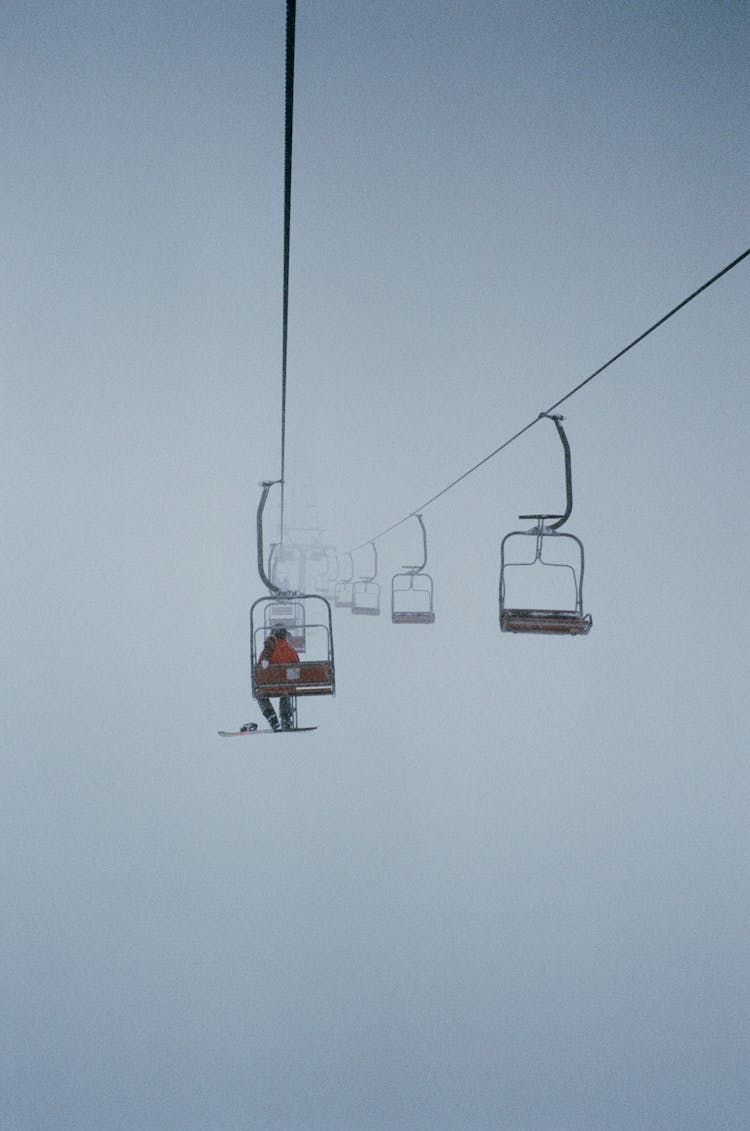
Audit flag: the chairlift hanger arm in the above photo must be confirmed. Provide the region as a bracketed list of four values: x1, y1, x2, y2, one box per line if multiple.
[548, 415, 573, 530]
[369, 541, 378, 582]
[356, 541, 378, 583]
[402, 513, 428, 573]
[518, 414, 573, 531]
[257, 480, 282, 596]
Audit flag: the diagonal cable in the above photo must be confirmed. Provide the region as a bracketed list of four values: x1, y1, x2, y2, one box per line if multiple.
[349, 245, 750, 552]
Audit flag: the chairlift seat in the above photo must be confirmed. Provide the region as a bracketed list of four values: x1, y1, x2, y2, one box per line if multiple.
[392, 610, 435, 625]
[500, 608, 592, 635]
[254, 660, 335, 696]
[334, 582, 353, 609]
[351, 580, 380, 616]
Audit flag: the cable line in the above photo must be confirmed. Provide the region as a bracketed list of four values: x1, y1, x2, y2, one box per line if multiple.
[279, 0, 296, 546]
[349, 245, 750, 553]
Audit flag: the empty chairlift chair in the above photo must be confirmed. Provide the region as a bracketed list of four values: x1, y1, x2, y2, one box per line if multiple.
[263, 543, 306, 650]
[304, 543, 328, 595]
[499, 414, 592, 636]
[263, 598, 306, 653]
[391, 514, 436, 625]
[352, 542, 381, 616]
[268, 541, 302, 595]
[314, 549, 338, 598]
[334, 554, 354, 609]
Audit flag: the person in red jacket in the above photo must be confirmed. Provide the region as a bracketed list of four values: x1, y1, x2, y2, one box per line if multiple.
[256, 624, 300, 731]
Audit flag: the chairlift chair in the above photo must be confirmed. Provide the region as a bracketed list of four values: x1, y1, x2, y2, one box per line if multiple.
[334, 554, 354, 609]
[352, 581, 381, 615]
[269, 542, 302, 592]
[304, 543, 328, 594]
[251, 595, 335, 697]
[352, 542, 381, 616]
[314, 549, 338, 598]
[499, 415, 592, 636]
[391, 514, 436, 625]
[391, 572, 435, 624]
[263, 598, 306, 653]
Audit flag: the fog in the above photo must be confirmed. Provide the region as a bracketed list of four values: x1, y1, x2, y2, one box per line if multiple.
[3, 2, 748, 1128]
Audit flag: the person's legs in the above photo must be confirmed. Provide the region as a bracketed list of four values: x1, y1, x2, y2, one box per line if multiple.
[257, 696, 280, 731]
[279, 695, 294, 730]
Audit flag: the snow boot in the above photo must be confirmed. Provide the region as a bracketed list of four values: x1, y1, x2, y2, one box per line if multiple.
[261, 706, 281, 732]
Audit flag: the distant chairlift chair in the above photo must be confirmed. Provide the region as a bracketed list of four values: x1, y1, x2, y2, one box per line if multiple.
[314, 548, 338, 598]
[351, 542, 381, 616]
[268, 541, 302, 595]
[499, 414, 592, 636]
[391, 514, 436, 625]
[263, 597, 306, 654]
[334, 554, 354, 609]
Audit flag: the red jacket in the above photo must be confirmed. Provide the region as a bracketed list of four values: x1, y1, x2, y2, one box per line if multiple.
[260, 635, 300, 666]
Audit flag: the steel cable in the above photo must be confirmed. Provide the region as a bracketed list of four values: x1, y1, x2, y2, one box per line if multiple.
[349, 246, 750, 552]
[279, 0, 296, 546]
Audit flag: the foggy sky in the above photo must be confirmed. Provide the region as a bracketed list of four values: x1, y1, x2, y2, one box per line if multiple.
[3, 2, 749, 1129]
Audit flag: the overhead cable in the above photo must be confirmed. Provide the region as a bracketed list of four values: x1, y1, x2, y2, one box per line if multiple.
[350, 245, 750, 552]
[279, 0, 296, 545]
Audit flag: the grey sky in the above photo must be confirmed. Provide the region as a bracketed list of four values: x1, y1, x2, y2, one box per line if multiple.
[3, 2, 749, 1129]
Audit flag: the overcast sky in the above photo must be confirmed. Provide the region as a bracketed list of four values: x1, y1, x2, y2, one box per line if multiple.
[3, 2, 749, 1129]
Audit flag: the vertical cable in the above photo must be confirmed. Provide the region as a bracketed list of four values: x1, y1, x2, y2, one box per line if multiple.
[280, 0, 296, 548]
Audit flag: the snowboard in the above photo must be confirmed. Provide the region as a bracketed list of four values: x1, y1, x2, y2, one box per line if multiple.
[218, 725, 318, 737]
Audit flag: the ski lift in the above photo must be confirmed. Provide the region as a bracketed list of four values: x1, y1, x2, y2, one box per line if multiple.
[391, 514, 435, 624]
[499, 414, 592, 635]
[351, 542, 381, 616]
[334, 553, 354, 608]
[251, 482, 335, 700]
